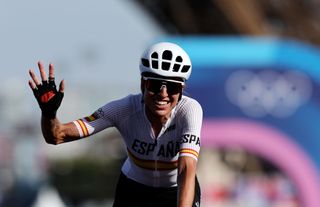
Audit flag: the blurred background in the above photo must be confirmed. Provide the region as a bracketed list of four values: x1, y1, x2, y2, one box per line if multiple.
[1, 0, 320, 206]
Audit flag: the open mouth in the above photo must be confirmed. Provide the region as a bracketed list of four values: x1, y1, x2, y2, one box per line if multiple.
[154, 99, 171, 108]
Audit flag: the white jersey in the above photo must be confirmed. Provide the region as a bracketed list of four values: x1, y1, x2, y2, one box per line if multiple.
[73, 94, 203, 187]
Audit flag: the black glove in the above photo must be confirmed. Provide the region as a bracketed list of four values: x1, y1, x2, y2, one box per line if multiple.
[32, 78, 64, 119]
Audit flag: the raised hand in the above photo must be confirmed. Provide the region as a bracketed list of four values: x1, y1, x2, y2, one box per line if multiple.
[29, 61, 65, 118]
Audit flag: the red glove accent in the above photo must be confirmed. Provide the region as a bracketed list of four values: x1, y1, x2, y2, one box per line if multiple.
[40, 91, 56, 103]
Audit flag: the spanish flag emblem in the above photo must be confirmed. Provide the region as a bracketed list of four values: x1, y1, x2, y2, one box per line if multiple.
[84, 113, 98, 122]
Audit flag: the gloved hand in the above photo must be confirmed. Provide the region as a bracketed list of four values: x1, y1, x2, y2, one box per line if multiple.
[32, 78, 64, 119]
[29, 62, 65, 119]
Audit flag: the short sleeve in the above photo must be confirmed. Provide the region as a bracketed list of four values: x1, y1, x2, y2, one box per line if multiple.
[179, 98, 203, 161]
[73, 95, 133, 137]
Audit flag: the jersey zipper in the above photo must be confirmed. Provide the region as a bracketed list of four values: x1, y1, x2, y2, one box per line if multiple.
[152, 125, 168, 187]
[153, 138, 160, 187]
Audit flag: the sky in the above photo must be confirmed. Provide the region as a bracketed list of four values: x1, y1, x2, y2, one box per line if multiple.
[0, 0, 165, 125]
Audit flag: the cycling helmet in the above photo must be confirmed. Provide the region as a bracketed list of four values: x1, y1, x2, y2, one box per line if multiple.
[139, 42, 192, 82]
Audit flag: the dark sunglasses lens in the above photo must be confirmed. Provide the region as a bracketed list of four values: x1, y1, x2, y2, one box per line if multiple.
[146, 80, 162, 93]
[146, 79, 182, 94]
[166, 82, 182, 94]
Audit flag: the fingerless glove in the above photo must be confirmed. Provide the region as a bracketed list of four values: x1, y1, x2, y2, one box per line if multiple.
[32, 78, 64, 119]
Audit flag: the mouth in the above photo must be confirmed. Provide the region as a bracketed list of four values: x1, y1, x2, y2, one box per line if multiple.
[154, 100, 170, 107]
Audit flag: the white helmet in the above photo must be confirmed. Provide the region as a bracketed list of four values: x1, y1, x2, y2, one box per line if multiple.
[139, 42, 192, 82]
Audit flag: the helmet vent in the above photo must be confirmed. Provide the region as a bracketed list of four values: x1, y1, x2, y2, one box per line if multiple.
[162, 50, 172, 60]
[141, 58, 149, 67]
[151, 52, 158, 58]
[181, 65, 191, 73]
[176, 56, 183, 62]
[162, 62, 170, 70]
[151, 52, 159, 69]
[173, 64, 181, 72]
[152, 60, 158, 69]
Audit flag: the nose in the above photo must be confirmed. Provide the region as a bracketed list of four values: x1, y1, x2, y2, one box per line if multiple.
[159, 85, 168, 96]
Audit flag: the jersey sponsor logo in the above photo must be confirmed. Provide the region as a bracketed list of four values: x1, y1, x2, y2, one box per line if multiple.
[131, 139, 180, 158]
[97, 108, 104, 116]
[181, 134, 200, 146]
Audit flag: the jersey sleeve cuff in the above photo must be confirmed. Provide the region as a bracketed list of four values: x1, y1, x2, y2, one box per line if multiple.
[179, 148, 199, 161]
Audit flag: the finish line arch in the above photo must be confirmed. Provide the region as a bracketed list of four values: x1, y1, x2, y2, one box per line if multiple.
[201, 118, 320, 207]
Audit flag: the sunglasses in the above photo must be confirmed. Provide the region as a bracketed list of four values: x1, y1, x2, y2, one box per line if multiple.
[143, 77, 184, 95]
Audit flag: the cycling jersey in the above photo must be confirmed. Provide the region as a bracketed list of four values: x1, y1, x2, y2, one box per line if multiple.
[73, 93, 203, 187]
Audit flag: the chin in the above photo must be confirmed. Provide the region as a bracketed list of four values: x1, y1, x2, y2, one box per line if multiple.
[153, 109, 170, 117]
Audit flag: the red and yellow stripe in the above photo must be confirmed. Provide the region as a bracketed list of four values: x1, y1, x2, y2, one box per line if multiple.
[84, 114, 96, 122]
[76, 119, 89, 137]
[179, 148, 199, 158]
[127, 149, 178, 171]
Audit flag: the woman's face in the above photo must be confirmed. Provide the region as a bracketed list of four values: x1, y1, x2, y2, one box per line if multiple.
[142, 78, 183, 121]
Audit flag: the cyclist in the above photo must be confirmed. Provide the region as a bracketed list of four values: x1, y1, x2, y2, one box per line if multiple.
[28, 42, 203, 207]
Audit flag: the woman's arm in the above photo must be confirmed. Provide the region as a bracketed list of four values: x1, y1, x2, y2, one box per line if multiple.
[177, 156, 197, 207]
[29, 61, 82, 144]
[41, 116, 81, 145]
